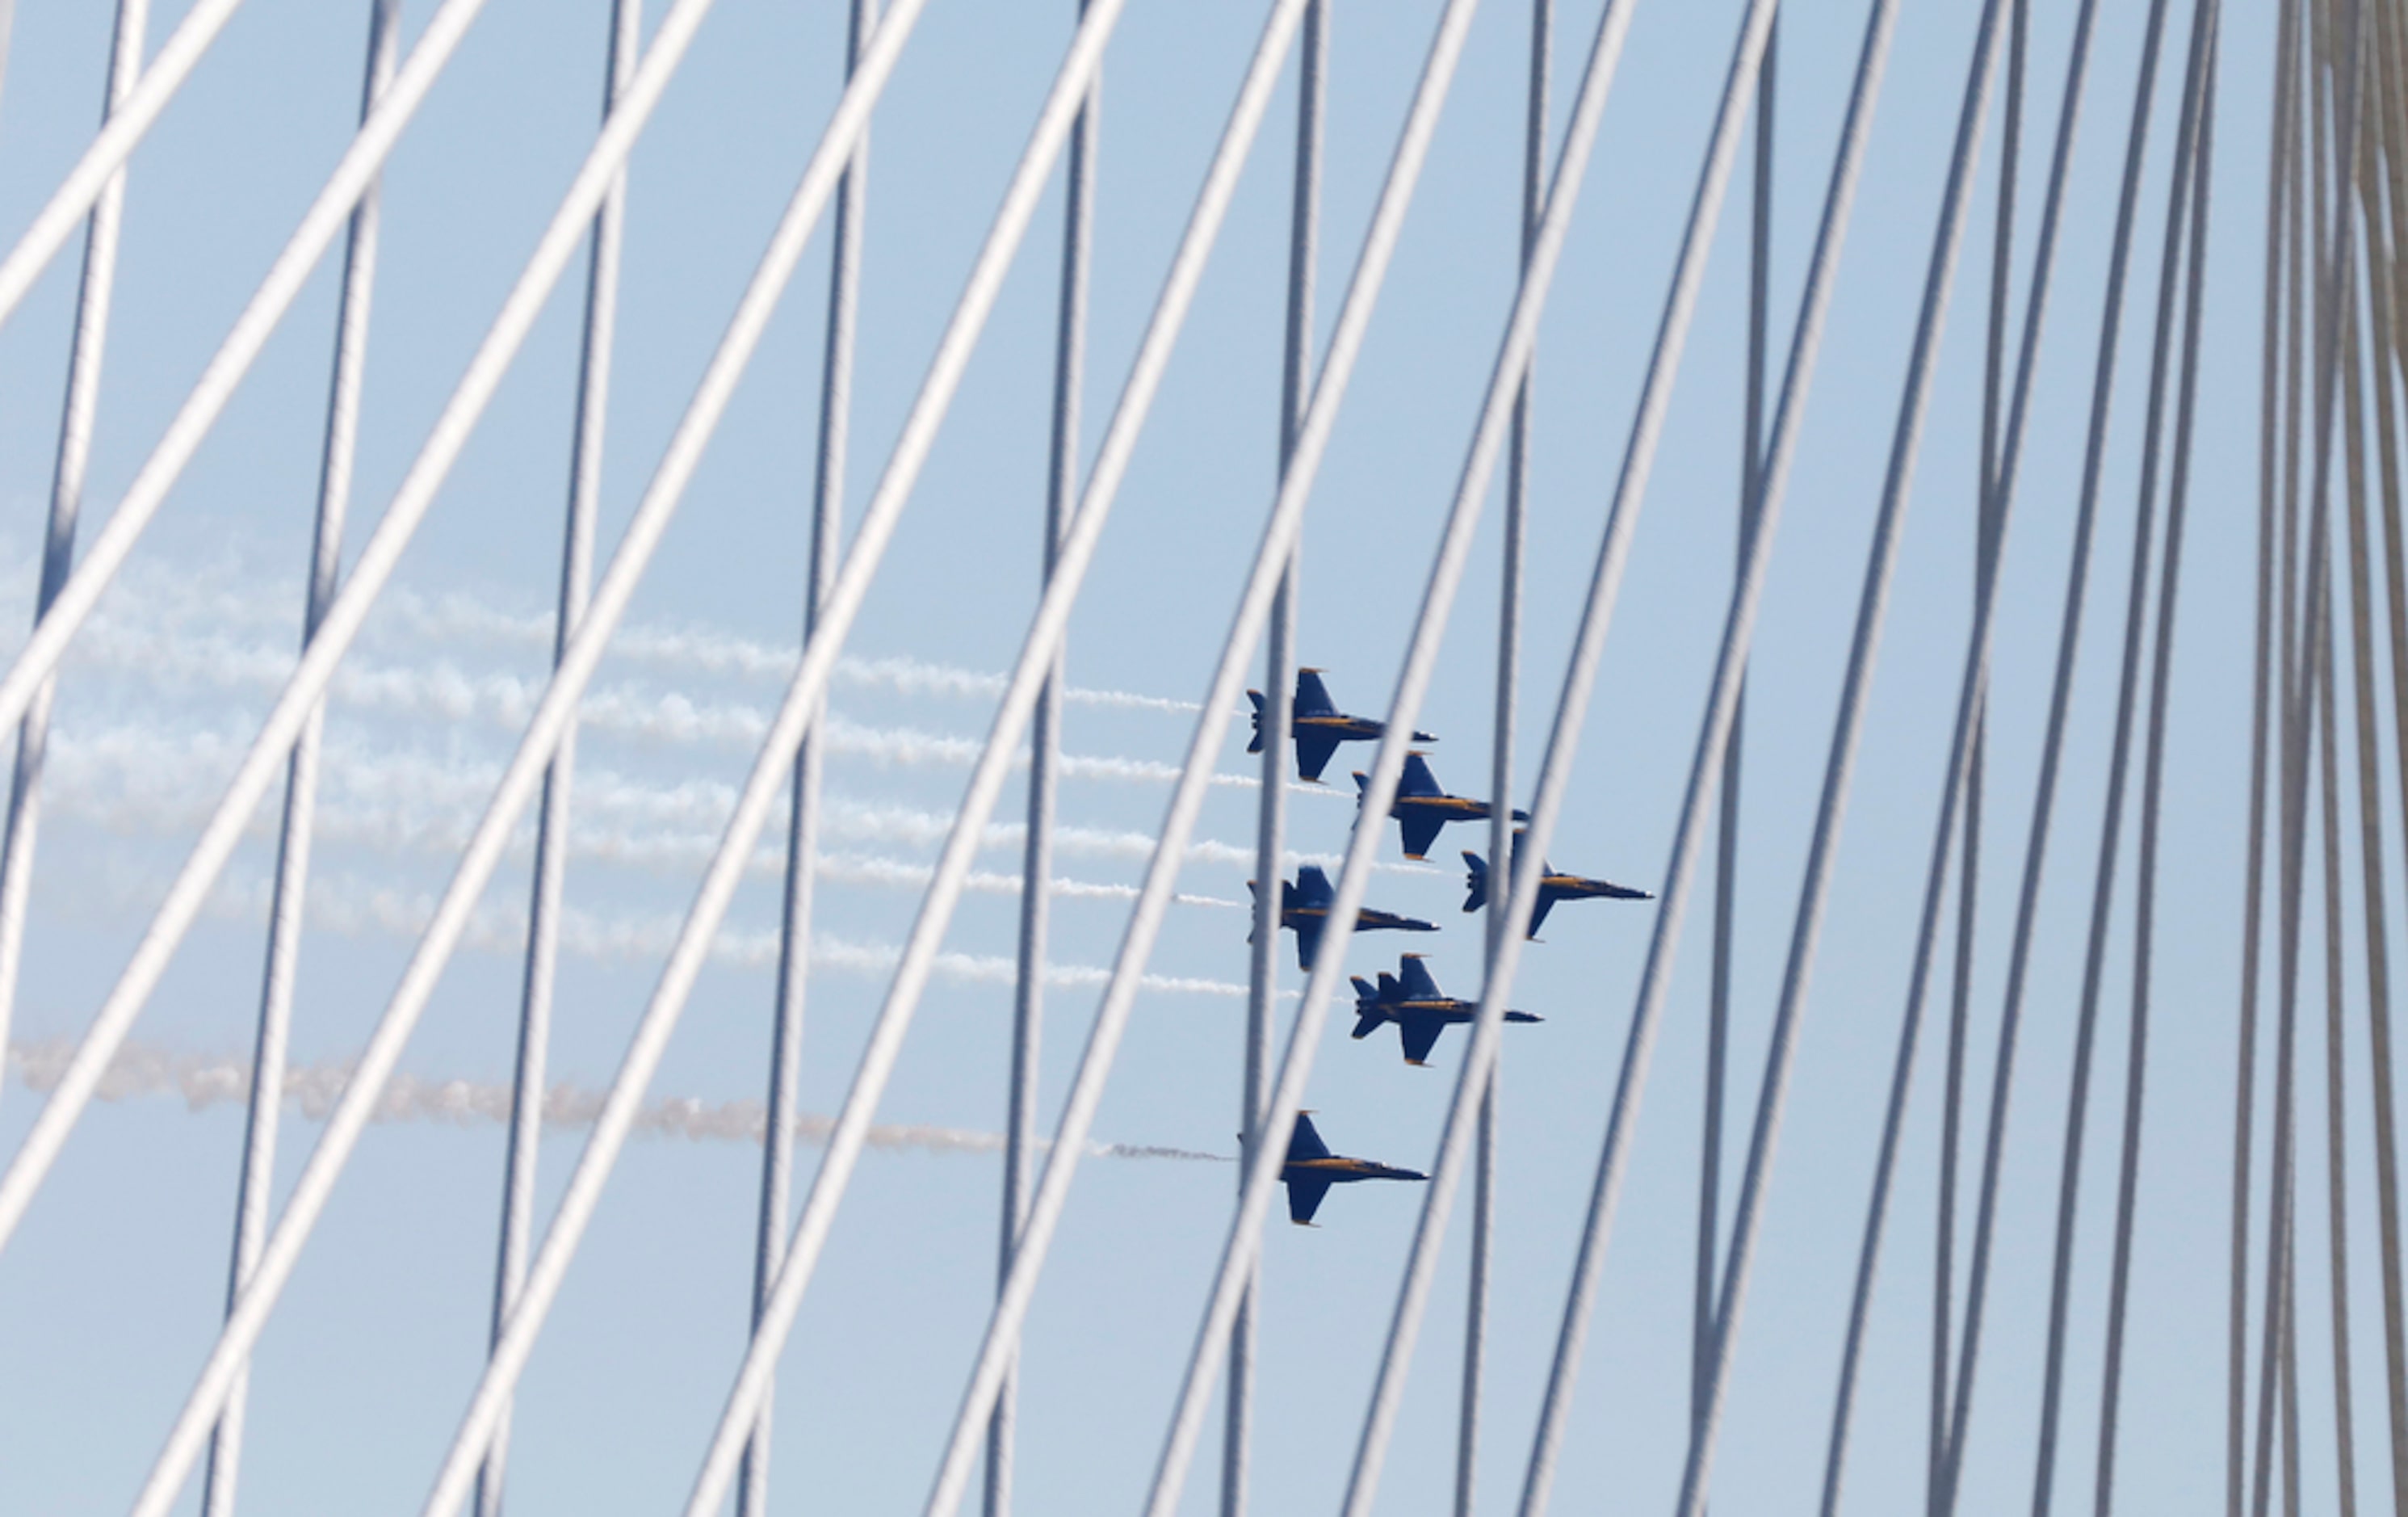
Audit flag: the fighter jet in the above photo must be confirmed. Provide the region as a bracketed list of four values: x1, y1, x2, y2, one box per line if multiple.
[1277, 1111, 1427, 1225]
[1353, 752, 1528, 860]
[1247, 667, 1435, 783]
[1462, 843, 1653, 939]
[1247, 864, 1439, 972]
[1349, 954, 1542, 1066]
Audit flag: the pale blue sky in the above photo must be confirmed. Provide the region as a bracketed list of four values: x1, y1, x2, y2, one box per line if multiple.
[0, 0, 2323, 1512]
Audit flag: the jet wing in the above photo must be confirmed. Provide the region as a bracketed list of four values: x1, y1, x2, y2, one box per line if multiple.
[1287, 1175, 1333, 1225]
[1293, 917, 1326, 973]
[1399, 813, 1446, 861]
[1295, 729, 1344, 783]
[1293, 864, 1336, 906]
[1527, 892, 1556, 939]
[1399, 1015, 1445, 1067]
[1398, 752, 1444, 797]
[1286, 1111, 1332, 1162]
[1294, 668, 1340, 716]
[1397, 956, 1443, 1001]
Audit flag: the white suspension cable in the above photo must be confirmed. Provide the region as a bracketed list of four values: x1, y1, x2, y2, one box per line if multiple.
[1228, 2, 1322, 1511]
[479, 2, 639, 1512]
[1478, 0, 1889, 1504]
[1926, 0, 2150, 1496]
[200, 5, 398, 1513]
[741, 2, 873, 1511]
[991, 9, 1095, 1515]
[1806, 12, 2017, 1512]
[414, 2, 1105, 1509]
[1124, 0, 1661, 1503]
[0, 0, 243, 333]
[0, 0, 148, 1112]
[93, 2, 912, 1511]
[0, 0, 725, 1274]
[673, 5, 1330, 1513]
[0, 0, 502, 779]
[1465, 3, 1549, 1511]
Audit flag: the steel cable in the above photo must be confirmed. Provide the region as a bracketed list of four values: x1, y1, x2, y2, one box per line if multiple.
[199, 6, 398, 1515]
[478, 3, 639, 1513]
[647, 2, 1336, 1509]
[98, 5, 925, 1510]
[1936, 6, 2026, 1506]
[0, 0, 147, 1111]
[1933, 0, 2171, 1498]
[0, 0, 729, 1269]
[739, 6, 871, 1515]
[2092, 13, 2216, 1511]
[397, 7, 1122, 1512]
[2025, 2, 2210, 1506]
[2235, 3, 2304, 1510]
[1228, 6, 1323, 1513]
[1463, 4, 1550, 1511]
[0, 0, 244, 334]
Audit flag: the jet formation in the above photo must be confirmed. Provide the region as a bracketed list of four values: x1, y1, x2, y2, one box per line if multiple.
[1237, 667, 1651, 1225]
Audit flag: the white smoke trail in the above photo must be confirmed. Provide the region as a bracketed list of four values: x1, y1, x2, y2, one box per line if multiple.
[28, 554, 1212, 716]
[32, 722, 1398, 894]
[2, 1038, 1228, 1160]
[187, 867, 1260, 998]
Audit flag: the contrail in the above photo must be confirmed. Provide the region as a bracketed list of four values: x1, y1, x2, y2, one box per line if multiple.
[2, 1038, 1229, 1161]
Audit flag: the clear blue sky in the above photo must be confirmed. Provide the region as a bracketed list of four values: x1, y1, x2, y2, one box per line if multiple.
[0, 0, 2322, 1512]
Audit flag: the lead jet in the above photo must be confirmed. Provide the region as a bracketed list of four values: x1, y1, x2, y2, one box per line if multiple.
[1247, 667, 1435, 783]
[1248, 863, 1439, 972]
[1349, 954, 1542, 1066]
[1278, 1111, 1427, 1225]
[1353, 752, 1528, 860]
[1462, 843, 1652, 939]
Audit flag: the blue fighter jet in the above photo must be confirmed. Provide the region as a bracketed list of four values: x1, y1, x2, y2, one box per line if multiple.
[1277, 1111, 1427, 1225]
[1353, 752, 1528, 860]
[1248, 864, 1438, 971]
[1247, 668, 1435, 783]
[1462, 839, 1652, 938]
[1349, 954, 1542, 1066]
